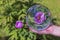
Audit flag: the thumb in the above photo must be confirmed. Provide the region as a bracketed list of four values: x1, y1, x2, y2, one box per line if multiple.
[29, 26, 53, 34]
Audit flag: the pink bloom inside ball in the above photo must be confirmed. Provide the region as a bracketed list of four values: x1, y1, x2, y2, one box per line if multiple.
[34, 12, 46, 24]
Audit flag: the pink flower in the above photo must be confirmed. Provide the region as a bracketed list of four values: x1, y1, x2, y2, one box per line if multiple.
[34, 12, 46, 24]
[15, 21, 23, 28]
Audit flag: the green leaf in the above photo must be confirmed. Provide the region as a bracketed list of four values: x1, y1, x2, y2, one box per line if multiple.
[20, 36, 25, 40]
[27, 38, 31, 40]
[0, 26, 9, 37]
[9, 30, 18, 40]
[18, 14, 26, 20]
[9, 30, 17, 36]
[28, 15, 34, 22]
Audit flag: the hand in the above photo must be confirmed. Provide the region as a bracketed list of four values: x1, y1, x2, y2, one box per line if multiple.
[29, 25, 60, 37]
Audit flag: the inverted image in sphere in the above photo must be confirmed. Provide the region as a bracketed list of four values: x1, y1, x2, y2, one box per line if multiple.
[26, 4, 52, 30]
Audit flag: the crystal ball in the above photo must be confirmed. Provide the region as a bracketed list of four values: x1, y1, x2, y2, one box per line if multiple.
[26, 4, 52, 30]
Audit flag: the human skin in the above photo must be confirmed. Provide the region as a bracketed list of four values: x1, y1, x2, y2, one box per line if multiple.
[29, 25, 60, 37]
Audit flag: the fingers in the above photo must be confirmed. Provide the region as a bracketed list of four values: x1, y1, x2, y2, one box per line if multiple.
[29, 25, 60, 37]
[29, 25, 54, 34]
[50, 25, 60, 37]
[29, 27, 40, 34]
[29, 27, 48, 34]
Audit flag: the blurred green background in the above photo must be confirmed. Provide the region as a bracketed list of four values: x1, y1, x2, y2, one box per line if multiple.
[0, 0, 60, 40]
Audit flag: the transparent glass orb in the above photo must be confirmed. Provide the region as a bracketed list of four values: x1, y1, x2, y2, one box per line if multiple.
[26, 4, 52, 30]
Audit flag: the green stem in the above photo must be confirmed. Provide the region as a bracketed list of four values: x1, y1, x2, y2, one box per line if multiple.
[42, 34, 47, 40]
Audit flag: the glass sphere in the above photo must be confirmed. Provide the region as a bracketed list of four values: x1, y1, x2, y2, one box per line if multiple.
[26, 4, 52, 31]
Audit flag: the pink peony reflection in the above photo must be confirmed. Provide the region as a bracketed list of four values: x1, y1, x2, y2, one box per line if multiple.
[34, 12, 46, 24]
